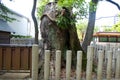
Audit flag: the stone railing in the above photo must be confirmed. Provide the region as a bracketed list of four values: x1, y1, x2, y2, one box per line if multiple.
[10, 38, 43, 46]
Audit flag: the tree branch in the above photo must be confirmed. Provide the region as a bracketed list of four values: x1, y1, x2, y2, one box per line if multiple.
[106, 0, 120, 10]
[31, 0, 39, 44]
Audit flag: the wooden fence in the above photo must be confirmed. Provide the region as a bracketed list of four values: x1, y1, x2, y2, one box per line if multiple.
[0, 44, 32, 72]
[0, 44, 119, 79]
[32, 45, 120, 80]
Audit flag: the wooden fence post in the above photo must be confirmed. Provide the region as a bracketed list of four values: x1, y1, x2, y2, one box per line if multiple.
[44, 50, 50, 80]
[97, 50, 104, 80]
[32, 44, 39, 80]
[76, 51, 82, 80]
[66, 50, 72, 80]
[115, 50, 120, 79]
[55, 50, 61, 80]
[86, 46, 94, 80]
[106, 51, 112, 80]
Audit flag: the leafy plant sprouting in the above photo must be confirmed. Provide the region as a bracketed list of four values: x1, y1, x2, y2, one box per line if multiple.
[37, 0, 88, 29]
[37, 0, 49, 20]
[56, 11, 76, 29]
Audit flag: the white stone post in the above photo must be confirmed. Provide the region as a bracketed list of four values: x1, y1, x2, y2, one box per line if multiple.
[32, 44, 39, 80]
[115, 50, 120, 79]
[44, 50, 50, 80]
[76, 51, 82, 80]
[55, 50, 61, 80]
[106, 51, 112, 80]
[97, 50, 104, 80]
[66, 50, 72, 80]
[86, 46, 94, 80]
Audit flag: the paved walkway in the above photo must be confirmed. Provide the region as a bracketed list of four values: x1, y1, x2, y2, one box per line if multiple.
[0, 72, 31, 80]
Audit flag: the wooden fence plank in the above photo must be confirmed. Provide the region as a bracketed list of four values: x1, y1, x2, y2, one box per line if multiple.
[0, 47, 2, 70]
[29, 47, 32, 77]
[29, 47, 32, 70]
[12, 47, 20, 70]
[5, 47, 11, 70]
[20, 47, 29, 70]
[3, 48, 6, 69]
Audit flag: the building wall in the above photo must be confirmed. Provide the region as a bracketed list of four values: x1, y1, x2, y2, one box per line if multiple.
[0, 31, 10, 44]
[7, 13, 31, 36]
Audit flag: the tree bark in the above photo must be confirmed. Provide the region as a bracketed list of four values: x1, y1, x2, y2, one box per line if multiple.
[82, 0, 98, 53]
[31, 0, 39, 44]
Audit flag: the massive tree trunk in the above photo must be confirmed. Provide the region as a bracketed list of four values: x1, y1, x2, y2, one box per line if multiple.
[82, 0, 98, 53]
[39, 3, 86, 78]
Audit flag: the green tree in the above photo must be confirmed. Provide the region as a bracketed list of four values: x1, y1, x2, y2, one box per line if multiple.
[37, 0, 49, 20]
[111, 22, 120, 32]
[103, 25, 111, 32]
[76, 21, 87, 41]
[37, 0, 120, 78]
[82, 0, 98, 53]
[38, 1, 88, 78]
[82, 0, 120, 53]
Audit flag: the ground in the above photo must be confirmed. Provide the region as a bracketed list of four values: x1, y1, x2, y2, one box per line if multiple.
[0, 72, 31, 80]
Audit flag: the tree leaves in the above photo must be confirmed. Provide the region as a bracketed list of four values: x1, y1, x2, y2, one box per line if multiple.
[37, 0, 89, 19]
[37, 0, 49, 19]
[57, 0, 74, 8]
